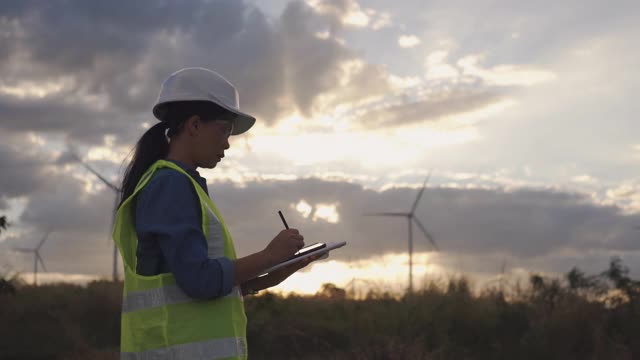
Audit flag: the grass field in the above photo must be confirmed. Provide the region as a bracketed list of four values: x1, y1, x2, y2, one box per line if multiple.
[0, 258, 638, 360]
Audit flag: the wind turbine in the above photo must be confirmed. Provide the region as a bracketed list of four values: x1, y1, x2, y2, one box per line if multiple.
[13, 230, 51, 285]
[68, 145, 121, 282]
[364, 173, 439, 294]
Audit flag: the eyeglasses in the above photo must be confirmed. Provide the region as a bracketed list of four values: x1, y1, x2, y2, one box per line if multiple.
[214, 120, 234, 138]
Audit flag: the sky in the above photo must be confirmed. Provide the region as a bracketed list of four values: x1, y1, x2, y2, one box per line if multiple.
[1, 0, 639, 295]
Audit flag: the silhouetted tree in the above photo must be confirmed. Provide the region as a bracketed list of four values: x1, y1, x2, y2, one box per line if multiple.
[566, 266, 605, 299]
[0, 215, 16, 295]
[530, 274, 562, 316]
[0, 215, 7, 234]
[0, 278, 16, 295]
[318, 283, 346, 300]
[602, 256, 640, 305]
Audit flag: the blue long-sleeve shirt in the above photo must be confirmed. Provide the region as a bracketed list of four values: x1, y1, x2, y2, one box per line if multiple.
[134, 159, 234, 299]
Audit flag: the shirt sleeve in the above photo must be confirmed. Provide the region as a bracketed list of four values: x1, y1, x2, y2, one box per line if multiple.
[135, 169, 235, 299]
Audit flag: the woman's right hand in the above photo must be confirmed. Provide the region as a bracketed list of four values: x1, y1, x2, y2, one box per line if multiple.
[264, 229, 304, 265]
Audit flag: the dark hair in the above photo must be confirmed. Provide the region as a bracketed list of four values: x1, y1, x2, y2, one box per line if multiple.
[119, 101, 231, 207]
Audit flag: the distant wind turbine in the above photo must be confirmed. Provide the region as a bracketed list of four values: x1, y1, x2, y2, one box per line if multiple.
[13, 230, 51, 285]
[364, 173, 439, 294]
[68, 145, 121, 282]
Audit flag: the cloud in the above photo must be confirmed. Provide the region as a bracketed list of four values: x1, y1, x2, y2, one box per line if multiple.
[405, 0, 637, 67]
[215, 179, 640, 265]
[277, 2, 393, 116]
[0, 133, 49, 199]
[4, 175, 640, 278]
[19, 177, 116, 233]
[423, 50, 557, 87]
[354, 82, 504, 128]
[424, 51, 460, 80]
[457, 55, 556, 86]
[3, 0, 549, 147]
[305, 0, 391, 30]
[340, 48, 554, 131]
[0, 0, 397, 145]
[398, 35, 421, 48]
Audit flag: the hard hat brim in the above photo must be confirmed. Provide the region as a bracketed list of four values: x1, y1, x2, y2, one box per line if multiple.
[153, 100, 256, 136]
[219, 104, 256, 136]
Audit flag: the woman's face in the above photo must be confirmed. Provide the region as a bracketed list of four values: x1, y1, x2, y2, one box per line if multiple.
[191, 117, 234, 169]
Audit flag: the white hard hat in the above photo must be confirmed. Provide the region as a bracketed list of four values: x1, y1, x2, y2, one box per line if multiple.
[152, 67, 256, 135]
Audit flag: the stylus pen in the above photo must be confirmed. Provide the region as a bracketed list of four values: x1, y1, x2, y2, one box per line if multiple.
[278, 210, 289, 229]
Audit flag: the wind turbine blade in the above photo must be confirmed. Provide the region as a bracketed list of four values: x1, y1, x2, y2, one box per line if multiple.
[413, 217, 438, 251]
[411, 172, 431, 214]
[37, 254, 48, 272]
[81, 162, 120, 192]
[13, 248, 34, 253]
[363, 212, 408, 217]
[37, 230, 51, 250]
[68, 146, 120, 192]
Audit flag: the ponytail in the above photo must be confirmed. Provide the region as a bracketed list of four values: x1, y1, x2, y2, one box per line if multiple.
[119, 122, 169, 207]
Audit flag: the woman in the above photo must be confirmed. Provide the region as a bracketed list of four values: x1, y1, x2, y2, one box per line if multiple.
[113, 67, 313, 359]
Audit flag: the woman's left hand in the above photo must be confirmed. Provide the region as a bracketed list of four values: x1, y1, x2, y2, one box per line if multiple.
[256, 254, 322, 289]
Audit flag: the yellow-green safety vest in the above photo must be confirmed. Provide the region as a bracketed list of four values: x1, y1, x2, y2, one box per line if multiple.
[112, 159, 248, 359]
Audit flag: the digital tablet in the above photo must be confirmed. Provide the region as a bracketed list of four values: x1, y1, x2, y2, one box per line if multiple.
[260, 241, 347, 275]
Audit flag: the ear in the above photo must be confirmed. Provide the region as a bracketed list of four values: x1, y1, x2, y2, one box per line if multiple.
[185, 115, 201, 136]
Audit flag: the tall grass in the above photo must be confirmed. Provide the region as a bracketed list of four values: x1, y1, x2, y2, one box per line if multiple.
[0, 280, 121, 359]
[0, 259, 638, 359]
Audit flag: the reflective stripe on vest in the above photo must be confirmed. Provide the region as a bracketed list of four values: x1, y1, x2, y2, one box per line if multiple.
[122, 285, 243, 313]
[121, 337, 247, 360]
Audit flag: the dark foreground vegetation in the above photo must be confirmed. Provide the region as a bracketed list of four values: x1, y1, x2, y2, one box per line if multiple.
[0, 257, 638, 360]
